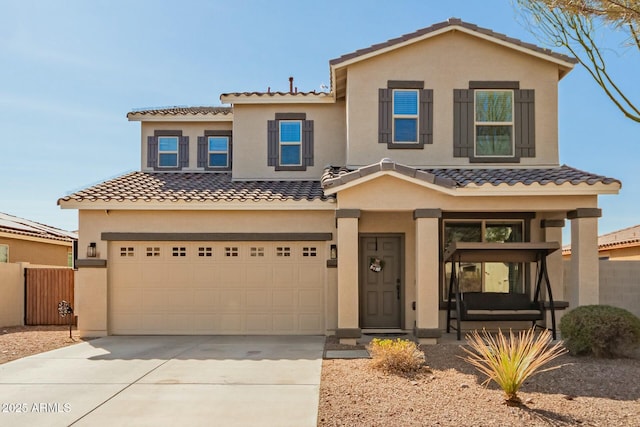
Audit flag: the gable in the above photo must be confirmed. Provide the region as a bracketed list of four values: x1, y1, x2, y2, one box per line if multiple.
[330, 18, 575, 100]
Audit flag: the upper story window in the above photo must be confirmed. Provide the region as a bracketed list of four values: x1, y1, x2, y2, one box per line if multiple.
[379, 80, 433, 149]
[267, 113, 314, 171]
[147, 130, 189, 171]
[158, 137, 179, 167]
[279, 120, 302, 166]
[454, 81, 535, 163]
[393, 89, 419, 143]
[198, 130, 232, 171]
[475, 90, 513, 157]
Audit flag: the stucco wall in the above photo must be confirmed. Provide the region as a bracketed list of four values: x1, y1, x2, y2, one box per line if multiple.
[0, 236, 71, 266]
[0, 262, 23, 327]
[140, 121, 233, 172]
[564, 260, 640, 318]
[344, 30, 560, 167]
[231, 102, 346, 180]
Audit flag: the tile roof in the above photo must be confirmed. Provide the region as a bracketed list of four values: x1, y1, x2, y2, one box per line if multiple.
[58, 172, 331, 204]
[598, 224, 640, 249]
[321, 160, 620, 190]
[127, 106, 232, 117]
[220, 91, 330, 98]
[0, 212, 77, 242]
[563, 224, 640, 254]
[330, 18, 577, 66]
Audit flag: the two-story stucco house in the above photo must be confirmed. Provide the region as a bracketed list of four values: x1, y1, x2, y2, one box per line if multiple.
[59, 19, 620, 342]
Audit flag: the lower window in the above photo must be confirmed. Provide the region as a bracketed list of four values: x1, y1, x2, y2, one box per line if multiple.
[443, 220, 524, 301]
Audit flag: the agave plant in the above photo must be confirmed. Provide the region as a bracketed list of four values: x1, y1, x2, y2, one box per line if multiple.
[461, 328, 567, 405]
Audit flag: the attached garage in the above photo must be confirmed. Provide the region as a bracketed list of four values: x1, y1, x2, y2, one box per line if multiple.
[108, 240, 326, 335]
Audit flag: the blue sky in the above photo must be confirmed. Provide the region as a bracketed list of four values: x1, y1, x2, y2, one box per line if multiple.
[1, 0, 638, 241]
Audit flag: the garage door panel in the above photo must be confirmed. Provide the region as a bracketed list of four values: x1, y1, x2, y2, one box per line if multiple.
[111, 287, 143, 312]
[299, 289, 323, 309]
[192, 289, 218, 310]
[273, 265, 297, 287]
[246, 290, 272, 309]
[218, 289, 244, 310]
[246, 264, 273, 285]
[109, 240, 325, 335]
[272, 289, 295, 308]
[246, 314, 272, 332]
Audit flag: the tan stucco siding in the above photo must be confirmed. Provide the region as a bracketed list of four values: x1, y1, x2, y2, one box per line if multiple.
[78, 209, 336, 259]
[140, 121, 233, 171]
[0, 237, 71, 266]
[344, 31, 560, 167]
[335, 175, 597, 212]
[231, 103, 346, 179]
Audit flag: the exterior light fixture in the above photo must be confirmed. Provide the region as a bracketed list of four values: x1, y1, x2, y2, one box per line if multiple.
[330, 244, 337, 260]
[87, 242, 97, 258]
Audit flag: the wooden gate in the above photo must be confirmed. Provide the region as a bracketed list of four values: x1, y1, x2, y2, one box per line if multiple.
[25, 268, 74, 325]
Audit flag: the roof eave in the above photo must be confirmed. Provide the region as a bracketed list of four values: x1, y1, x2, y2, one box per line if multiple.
[219, 93, 335, 105]
[57, 199, 335, 211]
[127, 113, 233, 122]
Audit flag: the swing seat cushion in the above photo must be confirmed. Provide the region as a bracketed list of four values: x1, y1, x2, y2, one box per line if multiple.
[460, 292, 544, 321]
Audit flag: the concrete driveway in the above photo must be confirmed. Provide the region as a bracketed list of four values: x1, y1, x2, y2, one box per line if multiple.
[0, 335, 324, 427]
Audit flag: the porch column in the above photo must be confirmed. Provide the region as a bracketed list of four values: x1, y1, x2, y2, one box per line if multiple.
[567, 208, 602, 307]
[540, 219, 566, 330]
[540, 219, 565, 302]
[413, 209, 442, 344]
[336, 209, 361, 344]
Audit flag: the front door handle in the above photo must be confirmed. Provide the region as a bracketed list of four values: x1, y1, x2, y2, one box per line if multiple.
[396, 284, 400, 300]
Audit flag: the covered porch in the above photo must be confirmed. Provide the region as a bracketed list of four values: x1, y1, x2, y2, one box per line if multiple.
[321, 159, 619, 344]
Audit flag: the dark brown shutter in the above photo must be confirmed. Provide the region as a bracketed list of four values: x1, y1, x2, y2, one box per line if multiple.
[197, 136, 207, 168]
[419, 89, 433, 145]
[453, 89, 474, 157]
[147, 136, 158, 168]
[179, 136, 189, 168]
[514, 89, 535, 157]
[302, 120, 314, 167]
[378, 88, 392, 144]
[267, 120, 278, 166]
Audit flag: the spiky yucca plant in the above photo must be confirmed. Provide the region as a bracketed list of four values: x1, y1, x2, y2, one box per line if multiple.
[461, 328, 567, 405]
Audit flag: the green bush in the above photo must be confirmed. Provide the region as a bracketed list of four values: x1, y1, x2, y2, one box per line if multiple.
[560, 305, 640, 358]
[367, 338, 425, 374]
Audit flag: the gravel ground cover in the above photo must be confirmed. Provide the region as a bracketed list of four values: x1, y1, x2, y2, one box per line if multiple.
[0, 325, 84, 365]
[319, 338, 640, 427]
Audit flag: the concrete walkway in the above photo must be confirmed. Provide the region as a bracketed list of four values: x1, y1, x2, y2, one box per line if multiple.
[0, 335, 324, 427]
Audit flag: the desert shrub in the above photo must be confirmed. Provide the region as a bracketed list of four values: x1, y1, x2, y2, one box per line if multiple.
[560, 305, 640, 358]
[462, 328, 566, 405]
[367, 338, 425, 374]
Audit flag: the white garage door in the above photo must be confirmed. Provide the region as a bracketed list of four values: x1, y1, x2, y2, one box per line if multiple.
[108, 241, 325, 335]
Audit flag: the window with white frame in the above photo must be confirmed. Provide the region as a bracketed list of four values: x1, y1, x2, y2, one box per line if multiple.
[208, 136, 229, 168]
[158, 136, 179, 167]
[393, 89, 419, 143]
[279, 121, 302, 166]
[0, 244, 8, 262]
[475, 90, 514, 156]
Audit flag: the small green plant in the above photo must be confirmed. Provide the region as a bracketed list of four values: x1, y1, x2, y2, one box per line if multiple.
[560, 305, 640, 358]
[461, 328, 566, 406]
[367, 338, 425, 374]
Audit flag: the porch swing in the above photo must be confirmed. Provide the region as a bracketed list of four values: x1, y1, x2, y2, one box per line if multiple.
[444, 241, 560, 340]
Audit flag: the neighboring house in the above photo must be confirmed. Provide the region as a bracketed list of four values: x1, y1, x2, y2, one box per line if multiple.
[563, 224, 640, 260]
[0, 212, 76, 266]
[59, 19, 620, 341]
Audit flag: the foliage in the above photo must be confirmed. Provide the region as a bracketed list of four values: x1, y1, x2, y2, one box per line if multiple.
[461, 328, 567, 405]
[560, 304, 640, 357]
[515, 0, 640, 122]
[367, 338, 426, 374]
